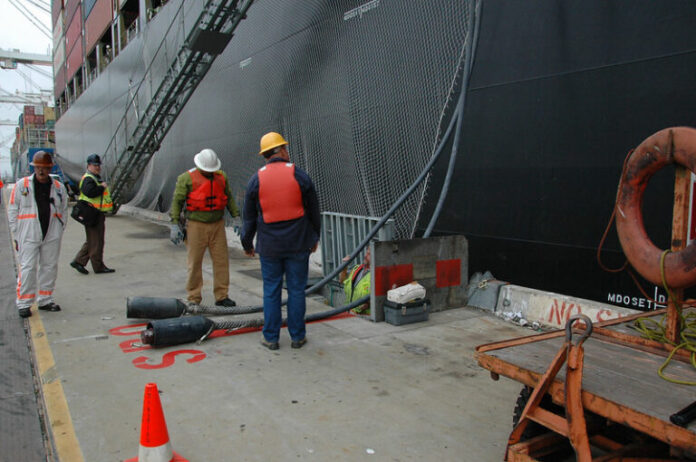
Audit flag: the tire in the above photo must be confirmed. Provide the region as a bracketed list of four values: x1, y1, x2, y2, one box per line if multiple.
[512, 386, 563, 440]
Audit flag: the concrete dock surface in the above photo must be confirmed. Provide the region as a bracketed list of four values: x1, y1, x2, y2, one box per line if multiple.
[3, 202, 533, 461]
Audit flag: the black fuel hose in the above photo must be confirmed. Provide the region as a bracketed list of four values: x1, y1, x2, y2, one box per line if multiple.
[140, 295, 370, 347]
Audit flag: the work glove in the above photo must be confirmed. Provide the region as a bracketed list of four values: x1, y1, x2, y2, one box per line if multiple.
[170, 224, 184, 245]
[231, 217, 242, 237]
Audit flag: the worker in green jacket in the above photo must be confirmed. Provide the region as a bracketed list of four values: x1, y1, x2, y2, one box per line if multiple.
[339, 246, 371, 315]
[170, 148, 239, 307]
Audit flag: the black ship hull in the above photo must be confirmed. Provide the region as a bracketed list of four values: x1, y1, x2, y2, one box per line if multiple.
[54, 0, 696, 309]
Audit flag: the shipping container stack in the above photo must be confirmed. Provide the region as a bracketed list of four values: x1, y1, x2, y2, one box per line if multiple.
[54, 0, 145, 118]
[10, 104, 58, 179]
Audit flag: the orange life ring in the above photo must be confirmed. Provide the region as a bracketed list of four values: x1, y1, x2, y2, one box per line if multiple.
[616, 126, 696, 289]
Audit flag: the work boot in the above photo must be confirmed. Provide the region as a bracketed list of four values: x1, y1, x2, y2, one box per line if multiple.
[215, 297, 236, 307]
[18, 307, 31, 318]
[291, 338, 307, 349]
[38, 302, 61, 312]
[95, 267, 115, 274]
[260, 339, 279, 350]
[70, 261, 89, 274]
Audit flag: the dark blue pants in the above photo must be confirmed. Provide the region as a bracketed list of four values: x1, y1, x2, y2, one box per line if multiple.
[260, 252, 309, 343]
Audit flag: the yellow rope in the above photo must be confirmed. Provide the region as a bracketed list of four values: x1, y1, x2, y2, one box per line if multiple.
[631, 249, 696, 385]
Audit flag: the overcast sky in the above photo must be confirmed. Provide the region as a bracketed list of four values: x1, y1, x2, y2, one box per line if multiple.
[0, 0, 53, 178]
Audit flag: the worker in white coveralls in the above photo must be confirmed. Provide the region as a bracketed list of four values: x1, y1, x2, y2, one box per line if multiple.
[7, 151, 68, 318]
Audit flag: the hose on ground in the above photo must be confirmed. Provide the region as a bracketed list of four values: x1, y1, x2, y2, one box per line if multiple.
[199, 295, 370, 342]
[187, 302, 262, 316]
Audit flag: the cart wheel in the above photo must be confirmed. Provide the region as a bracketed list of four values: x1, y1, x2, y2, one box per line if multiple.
[512, 386, 563, 440]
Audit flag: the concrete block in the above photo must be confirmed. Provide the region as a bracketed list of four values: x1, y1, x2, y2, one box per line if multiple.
[466, 271, 506, 312]
[496, 284, 639, 329]
[372, 235, 468, 322]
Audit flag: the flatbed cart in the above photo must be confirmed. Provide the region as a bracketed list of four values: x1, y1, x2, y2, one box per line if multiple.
[476, 309, 696, 460]
[475, 127, 696, 460]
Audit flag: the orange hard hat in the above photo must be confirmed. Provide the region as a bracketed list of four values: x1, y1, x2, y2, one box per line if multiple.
[30, 151, 54, 168]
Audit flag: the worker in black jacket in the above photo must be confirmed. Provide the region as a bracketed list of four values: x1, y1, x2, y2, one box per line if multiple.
[70, 154, 115, 274]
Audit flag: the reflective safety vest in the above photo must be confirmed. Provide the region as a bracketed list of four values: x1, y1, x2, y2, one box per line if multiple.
[79, 173, 114, 212]
[258, 162, 304, 223]
[344, 264, 371, 315]
[186, 168, 228, 211]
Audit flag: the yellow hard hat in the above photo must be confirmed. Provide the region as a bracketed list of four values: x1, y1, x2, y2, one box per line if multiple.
[259, 132, 288, 155]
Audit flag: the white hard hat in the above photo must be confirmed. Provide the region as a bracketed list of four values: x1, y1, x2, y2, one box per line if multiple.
[194, 148, 221, 172]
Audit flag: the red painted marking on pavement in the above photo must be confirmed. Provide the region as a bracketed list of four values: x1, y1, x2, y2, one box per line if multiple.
[132, 350, 206, 369]
[374, 264, 414, 296]
[436, 259, 461, 288]
[109, 323, 147, 336]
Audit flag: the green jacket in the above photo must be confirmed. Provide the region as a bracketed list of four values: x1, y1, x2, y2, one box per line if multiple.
[170, 169, 239, 224]
[344, 264, 371, 315]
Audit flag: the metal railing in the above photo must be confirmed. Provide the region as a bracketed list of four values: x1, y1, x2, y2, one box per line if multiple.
[321, 212, 395, 280]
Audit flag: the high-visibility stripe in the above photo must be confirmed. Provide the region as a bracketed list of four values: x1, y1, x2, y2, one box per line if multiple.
[52, 213, 63, 218]
[9, 183, 16, 204]
[39, 290, 53, 296]
[16, 269, 35, 300]
[17, 214, 37, 219]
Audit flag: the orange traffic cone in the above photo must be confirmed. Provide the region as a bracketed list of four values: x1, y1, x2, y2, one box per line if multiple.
[125, 383, 189, 462]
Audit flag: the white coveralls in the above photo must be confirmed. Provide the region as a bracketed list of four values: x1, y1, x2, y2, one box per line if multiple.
[7, 175, 68, 310]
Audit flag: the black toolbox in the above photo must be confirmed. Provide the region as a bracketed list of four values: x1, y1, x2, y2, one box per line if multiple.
[383, 299, 430, 326]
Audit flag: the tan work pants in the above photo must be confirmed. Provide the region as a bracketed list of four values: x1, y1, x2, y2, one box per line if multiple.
[185, 219, 229, 304]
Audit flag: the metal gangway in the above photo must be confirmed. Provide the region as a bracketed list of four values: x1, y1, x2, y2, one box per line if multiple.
[105, 0, 254, 207]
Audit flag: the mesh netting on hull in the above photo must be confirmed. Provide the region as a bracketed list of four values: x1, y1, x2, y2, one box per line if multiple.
[116, 0, 474, 239]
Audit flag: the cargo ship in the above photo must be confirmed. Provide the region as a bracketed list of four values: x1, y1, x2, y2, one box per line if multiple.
[45, 0, 696, 309]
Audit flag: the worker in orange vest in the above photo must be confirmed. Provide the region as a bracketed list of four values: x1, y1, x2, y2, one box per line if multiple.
[170, 148, 239, 307]
[241, 132, 321, 350]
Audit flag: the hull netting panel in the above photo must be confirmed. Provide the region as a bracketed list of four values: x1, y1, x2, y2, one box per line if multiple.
[61, 0, 473, 238]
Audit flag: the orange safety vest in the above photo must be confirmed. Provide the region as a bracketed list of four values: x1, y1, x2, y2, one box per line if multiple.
[258, 162, 304, 223]
[186, 169, 228, 211]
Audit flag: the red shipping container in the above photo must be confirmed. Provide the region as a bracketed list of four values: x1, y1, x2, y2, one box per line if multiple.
[65, 0, 80, 29]
[54, 65, 66, 100]
[53, 11, 64, 45]
[66, 40, 83, 81]
[24, 105, 35, 115]
[52, 0, 63, 30]
[85, 0, 112, 53]
[53, 37, 66, 69]
[35, 115, 45, 125]
[65, 7, 82, 55]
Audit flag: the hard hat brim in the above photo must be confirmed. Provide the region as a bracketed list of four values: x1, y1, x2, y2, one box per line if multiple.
[258, 141, 288, 155]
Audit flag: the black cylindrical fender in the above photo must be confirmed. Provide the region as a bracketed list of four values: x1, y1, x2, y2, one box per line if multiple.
[127, 296, 187, 319]
[140, 316, 215, 347]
